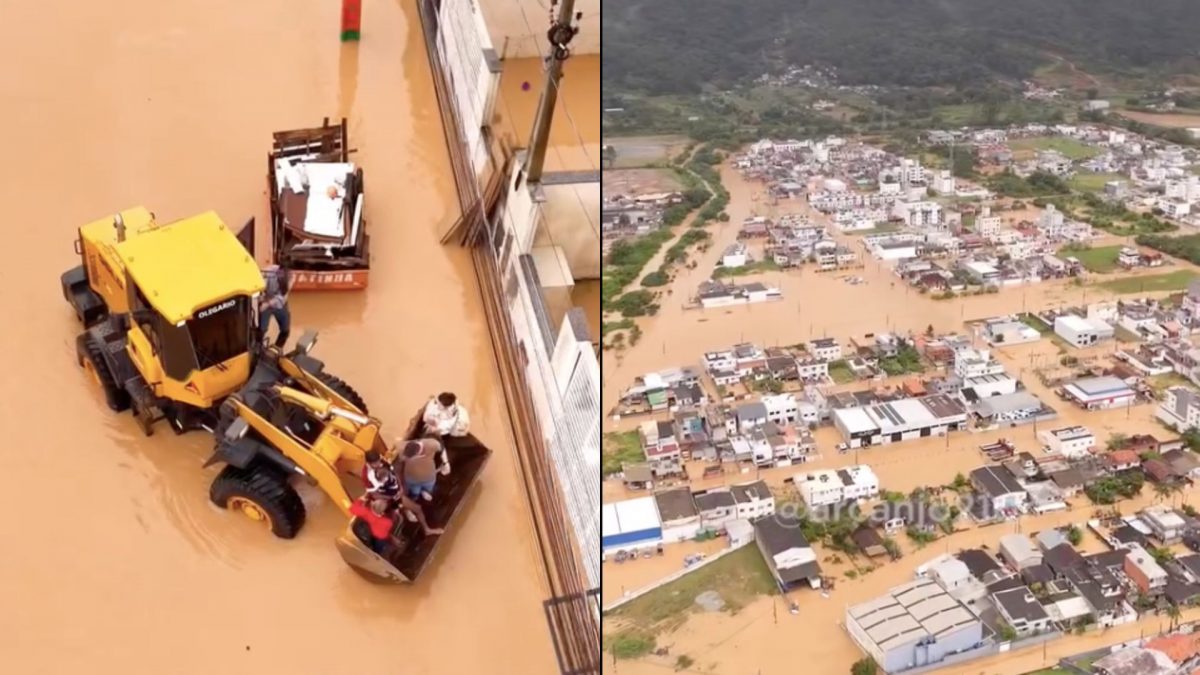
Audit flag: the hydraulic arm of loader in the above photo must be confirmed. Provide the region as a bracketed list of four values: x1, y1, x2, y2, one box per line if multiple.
[227, 382, 383, 516]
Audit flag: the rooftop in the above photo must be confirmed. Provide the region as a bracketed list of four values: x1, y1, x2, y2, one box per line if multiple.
[847, 579, 979, 654]
[971, 466, 1026, 498]
[653, 488, 697, 522]
[993, 586, 1050, 624]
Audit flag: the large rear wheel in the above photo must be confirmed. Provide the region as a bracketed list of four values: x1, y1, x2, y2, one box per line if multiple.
[76, 334, 129, 412]
[315, 371, 369, 414]
[210, 463, 307, 539]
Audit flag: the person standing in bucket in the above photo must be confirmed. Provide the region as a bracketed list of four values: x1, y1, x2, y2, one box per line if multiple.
[259, 264, 293, 348]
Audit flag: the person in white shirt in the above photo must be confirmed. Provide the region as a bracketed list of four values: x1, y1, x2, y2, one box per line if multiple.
[423, 392, 470, 445]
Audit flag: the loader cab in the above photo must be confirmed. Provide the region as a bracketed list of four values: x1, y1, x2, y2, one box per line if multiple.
[115, 212, 266, 408]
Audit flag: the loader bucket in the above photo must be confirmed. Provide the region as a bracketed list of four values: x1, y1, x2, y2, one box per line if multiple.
[336, 525, 411, 583]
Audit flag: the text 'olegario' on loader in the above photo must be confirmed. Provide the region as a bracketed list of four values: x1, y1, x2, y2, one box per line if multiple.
[60, 207, 488, 582]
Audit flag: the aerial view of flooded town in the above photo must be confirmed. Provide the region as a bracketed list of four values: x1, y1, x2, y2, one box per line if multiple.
[602, 3, 1200, 674]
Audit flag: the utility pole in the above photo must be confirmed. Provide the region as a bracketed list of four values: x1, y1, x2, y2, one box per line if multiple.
[524, 0, 582, 185]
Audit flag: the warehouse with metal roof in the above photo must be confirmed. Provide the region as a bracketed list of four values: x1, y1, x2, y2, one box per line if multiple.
[832, 395, 968, 448]
[601, 496, 662, 554]
[845, 578, 985, 673]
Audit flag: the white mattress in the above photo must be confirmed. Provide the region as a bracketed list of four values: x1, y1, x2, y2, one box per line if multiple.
[274, 158, 356, 240]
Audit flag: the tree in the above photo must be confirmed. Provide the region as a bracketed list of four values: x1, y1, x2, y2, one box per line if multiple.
[950, 473, 969, 491]
[1106, 433, 1129, 451]
[997, 622, 1017, 642]
[1067, 525, 1083, 546]
[851, 657, 878, 675]
[1167, 603, 1182, 631]
[1155, 482, 1174, 503]
[1086, 87, 1100, 100]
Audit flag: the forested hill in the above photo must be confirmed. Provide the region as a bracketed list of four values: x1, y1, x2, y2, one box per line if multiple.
[603, 0, 1200, 95]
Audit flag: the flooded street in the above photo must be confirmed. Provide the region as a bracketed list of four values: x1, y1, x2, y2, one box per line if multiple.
[0, 1, 553, 672]
[601, 158, 1200, 673]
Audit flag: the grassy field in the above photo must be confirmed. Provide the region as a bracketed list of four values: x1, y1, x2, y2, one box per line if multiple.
[828, 360, 857, 384]
[1069, 172, 1124, 193]
[602, 431, 645, 477]
[603, 544, 778, 658]
[1059, 245, 1121, 273]
[1095, 270, 1198, 294]
[605, 135, 691, 168]
[603, 168, 685, 195]
[1009, 136, 1101, 160]
[1021, 313, 1052, 334]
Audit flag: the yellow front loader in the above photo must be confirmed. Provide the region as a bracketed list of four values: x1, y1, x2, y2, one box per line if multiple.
[60, 208, 489, 581]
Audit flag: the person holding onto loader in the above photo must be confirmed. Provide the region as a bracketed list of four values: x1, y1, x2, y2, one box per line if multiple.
[362, 450, 401, 501]
[397, 438, 449, 502]
[259, 264, 293, 348]
[350, 497, 402, 554]
[423, 392, 471, 444]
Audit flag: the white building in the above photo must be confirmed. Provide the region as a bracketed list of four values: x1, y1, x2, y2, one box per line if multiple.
[932, 170, 956, 195]
[808, 337, 842, 362]
[762, 394, 800, 426]
[791, 464, 880, 508]
[1054, 314, 1114, 348]
[846, 579, 984, 674]
[697, 281, 782, 309]
[893, 200, 943, 228]
[601, 496, 663, 554]
[954, 346, 1005, 379]
[832, 395, 968, 448]
[976, 206, 1003, 239]
[720, 243, 748, 269]
[731, 480, 775, 520]
[982, 319, 1041, 346]
[1039, 426, 1096, 459]
[993, 587, 1053, 637]
[1157, 386, 1200, 431]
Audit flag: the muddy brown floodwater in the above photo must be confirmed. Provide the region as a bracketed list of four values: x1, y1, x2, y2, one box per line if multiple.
[0, 1, 554, 672]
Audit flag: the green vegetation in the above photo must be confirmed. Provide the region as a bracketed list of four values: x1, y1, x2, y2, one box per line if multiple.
[610, 290, 661, 318]
[750, 376, 785, 395]
[1153, 546, 1176, 566]
[604, 0, 1200, 95]
[878, 345, 925, 376]
[1085, 471, 1145, 504]
[641, 270, 669, 287]
[1067, 525, 1083, 546]
[986, 170, 1070, 198]
[602, 431, 644, 477]
[828, 359, 857, 384]
[676, 655, 695, 670]
[602, 319, 635, 337]
[1095, 270, 1198, 295]
[714, 259, 780, 278]
[1021, 313, 1052, 334]
[663, 229, 711, 266]
[604, 544, 777, 653]
[606, 631, 656, 660]
[906, 526, 938, 547]
[602, 229, 674, 310]
[997, 622, 1018, 643]
[1069, 172, 1125, 193]
[1138, 233, 1200, 266]
[1070, 193, 1177, 235]
[1059, 245, 1120, 273]
[1010, 137, 1101, 160]
[851, 657, 878, 675]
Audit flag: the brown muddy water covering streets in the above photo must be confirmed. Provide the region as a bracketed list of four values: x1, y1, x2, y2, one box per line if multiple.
[0, 1, 553, 672]
[602, 164, 1200, 674]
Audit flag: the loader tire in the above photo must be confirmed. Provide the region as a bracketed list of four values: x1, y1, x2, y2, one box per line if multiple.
[315, 371, 369, 414]
[210, 463, 306, 539]
[77, 334, 130, 412]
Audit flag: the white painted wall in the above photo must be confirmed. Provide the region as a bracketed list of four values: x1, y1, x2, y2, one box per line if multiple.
[437, 0, 501, 176]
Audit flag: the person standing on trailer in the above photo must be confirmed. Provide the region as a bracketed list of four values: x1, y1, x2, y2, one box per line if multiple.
[259, 264, 293, 348]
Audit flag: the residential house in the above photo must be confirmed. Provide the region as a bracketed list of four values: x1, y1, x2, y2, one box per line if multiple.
[792, 465, 879, 508]
[1000, 534, 1044, 570]
[1125, 543, 1169, 595]
[993, 586, 1054, 637]
[1049, 469, 1085, 498]
[1105, 449, 1142, 473]
[1039, 426, 1096, 459]
[808, 337, 842, 362]
[870, 499, 939, 535]
[1157, 386, 1200, 431]
[654, 488, 702, 543]
[754, 516, 822, 590]
[853, 525, 888, 558]
[1143, 458, 1179, 485]
[1141, 506, 1186, 545]
[970, 466, 1029, 514]
[620, 463, 655, 491]
[735, 401, 769, 432]
[1163, 448, 1200, 480]
[640, 420, 683, 476]
[694, 489, 738, 531]
[761, 394, 800, 426]
[957, 549, 1007, 584]
[1044, 543, 1086, 578]
[731, 481, 775, 520]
